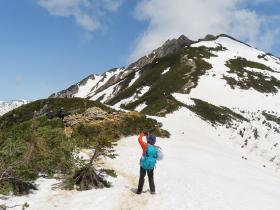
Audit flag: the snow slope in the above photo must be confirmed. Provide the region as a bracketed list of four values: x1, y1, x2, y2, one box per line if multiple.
[74, 75, 102, 98]
[78, 68, 126, 100]
[171, 37, 280, 168]
[3, 108, 280, 210]
[188, 36, 280, 110]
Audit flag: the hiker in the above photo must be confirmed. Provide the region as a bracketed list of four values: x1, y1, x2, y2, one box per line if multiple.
[136, 131, 158, 195]
[46, 110, 54, 119]
[57, 107, 66, 120]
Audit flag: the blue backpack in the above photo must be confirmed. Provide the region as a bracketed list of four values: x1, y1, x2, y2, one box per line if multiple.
[140, 144, 158, 170]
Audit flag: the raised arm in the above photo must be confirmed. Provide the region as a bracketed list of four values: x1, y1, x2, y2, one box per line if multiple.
[138, 131, 147, 152]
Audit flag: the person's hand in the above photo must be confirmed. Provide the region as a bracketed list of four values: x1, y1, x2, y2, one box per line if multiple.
[141, 130, 147, 135]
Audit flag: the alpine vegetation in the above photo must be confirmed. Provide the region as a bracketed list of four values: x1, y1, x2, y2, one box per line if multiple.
[0, 98, 168, 195]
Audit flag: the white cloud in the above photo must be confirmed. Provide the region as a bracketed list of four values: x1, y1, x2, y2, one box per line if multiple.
[36, 0, 123, 31]
[74, 12, 98, 31]
[130, 0, 280, 61]
[97, 0, 123, 12]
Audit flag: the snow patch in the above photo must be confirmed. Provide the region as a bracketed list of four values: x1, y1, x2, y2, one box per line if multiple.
[172, 93, 195, 106]
[74, 76, 102, 98]
[90, 82, 122, 103]
[161, 67, 171, 75]
[134, 103, 147, 112]
[128, 71, 140, 87]
[113, 86, 151, 109]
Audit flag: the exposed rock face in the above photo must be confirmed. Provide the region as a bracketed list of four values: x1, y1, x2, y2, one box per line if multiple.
[128, 35, 194, 70]
[64, 107, 108, 127]
[159, 35, 194, 56]
[63, 107, 139, 131]
[84, 107, 108, 120]
[179, 55, 197, 93]
[51, 85, 78, 98]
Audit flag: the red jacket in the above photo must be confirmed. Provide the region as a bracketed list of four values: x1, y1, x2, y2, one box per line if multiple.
[138, 131, 147, 155]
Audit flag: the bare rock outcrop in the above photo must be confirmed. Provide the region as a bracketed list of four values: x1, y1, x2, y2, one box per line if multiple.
[64, 107, 108, 127]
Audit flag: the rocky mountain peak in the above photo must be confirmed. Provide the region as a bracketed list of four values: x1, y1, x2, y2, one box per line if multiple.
[161, 34, 193, 53]
[128, 35, 194, 70]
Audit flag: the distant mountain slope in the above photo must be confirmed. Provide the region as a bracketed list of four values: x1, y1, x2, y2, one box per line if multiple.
[51, 34, 280, 169]
[51, 34, 280, 114]
[0, 100, 28, 116]
[50, 35, 194, 101]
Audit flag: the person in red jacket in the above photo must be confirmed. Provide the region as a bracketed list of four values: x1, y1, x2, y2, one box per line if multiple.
[136, 131, 157, 194]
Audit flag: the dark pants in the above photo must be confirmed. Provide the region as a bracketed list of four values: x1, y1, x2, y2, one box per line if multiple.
[137, 166, 155, 193]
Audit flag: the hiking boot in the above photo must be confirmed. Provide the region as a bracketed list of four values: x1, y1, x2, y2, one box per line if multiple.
[136, 190, 142, 194]
[151, 191, 156, 195]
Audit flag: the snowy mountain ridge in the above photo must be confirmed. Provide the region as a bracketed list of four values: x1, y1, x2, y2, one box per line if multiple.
[51, 34, 280, 110]
[0, 100, 29, 116]
[50, 35, 193, 100]
[51, 34, 280, 170]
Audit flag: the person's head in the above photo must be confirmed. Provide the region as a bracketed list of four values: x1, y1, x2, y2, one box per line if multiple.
[146, 134, 156, 145]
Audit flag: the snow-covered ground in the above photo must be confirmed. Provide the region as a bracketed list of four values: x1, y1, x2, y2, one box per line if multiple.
[189, 36, 280, 111]
[3, 108, 280, 210]
[74, 75, 102, 98]
[171, 37, 280, 168]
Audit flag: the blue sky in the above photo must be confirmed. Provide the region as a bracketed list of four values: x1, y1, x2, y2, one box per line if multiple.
[0, 0, 279, 101]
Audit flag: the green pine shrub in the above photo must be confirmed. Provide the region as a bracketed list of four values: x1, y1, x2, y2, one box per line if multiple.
[187, 98, 248, 125]
[224, 57, 280, 93]
[0, 98, 169, 195]
[0, 98, 113, 130]
[0, 116, 75, 195]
